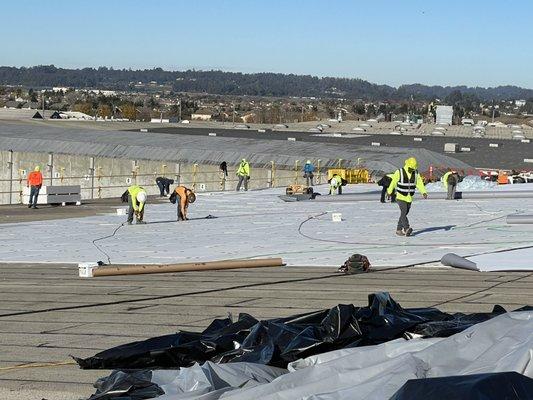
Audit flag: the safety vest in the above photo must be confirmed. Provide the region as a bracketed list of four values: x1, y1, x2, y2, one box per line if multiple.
[396, 168, 416, 196]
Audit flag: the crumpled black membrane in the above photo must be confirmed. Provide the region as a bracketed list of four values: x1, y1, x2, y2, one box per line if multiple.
[75, 292, 514, 370]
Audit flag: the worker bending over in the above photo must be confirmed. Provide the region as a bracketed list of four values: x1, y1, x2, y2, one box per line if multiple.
[442, 170, 459, 200]
[170, 185, 196, 221]
[155, 177, 174, 197]
[236, 158, 250, 191]
[127, 185, 147, 225]
[387, 157, 427, 236]
[329, 174, 345, 195]
[27, 166, 43, 209]
[377, 172, 396, 203]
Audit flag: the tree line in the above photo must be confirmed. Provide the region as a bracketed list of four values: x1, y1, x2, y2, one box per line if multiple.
[1, 65, 532, 102]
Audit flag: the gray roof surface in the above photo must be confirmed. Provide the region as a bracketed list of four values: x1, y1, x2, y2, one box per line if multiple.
[0, 121, 472, 173]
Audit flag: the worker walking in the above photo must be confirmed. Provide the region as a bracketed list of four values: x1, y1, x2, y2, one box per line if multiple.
[386, 157, 428, 236]
[27, 166, 43, 209]
[236, 158, 250, 191]
[170, 185, 196, 221]
[303, 160, 315, 187]
[126, 185, 147, 225]
[329, 174, 344, 195]
[377, 173, 396, 203]
[155, 177, 174, 197]
[442, 170, 459, 200]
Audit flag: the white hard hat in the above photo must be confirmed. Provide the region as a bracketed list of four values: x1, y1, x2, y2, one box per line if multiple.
[136, 191, 147, 203]
[306, 160, 311, 164]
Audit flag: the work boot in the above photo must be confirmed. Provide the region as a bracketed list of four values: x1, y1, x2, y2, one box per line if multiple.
[127, 221, 132, 225]
[32, 206, 38, 209]
[404, 227, 413, 236]
[396, 229, 405, 236]
[28, 204, 32, 208]
[136, 220, 146, 224]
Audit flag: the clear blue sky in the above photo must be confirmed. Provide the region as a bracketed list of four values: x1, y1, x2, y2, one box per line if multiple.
[2, 0, 532, 88]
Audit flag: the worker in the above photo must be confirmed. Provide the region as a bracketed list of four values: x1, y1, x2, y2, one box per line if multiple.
[236, 158, 250, 191]
[155, 177, 174, 197]
[126, 185, 147, 225]
[219, 161, 228, 189]
[329, 174, 345, 195]
[303, 160, 315, 187]
[170, 185, 196, 221]
[441, 169, 459, 200]
[386, 157, 428, 236]
[377, 172, 396, 203]
[26, 166, 43, 209]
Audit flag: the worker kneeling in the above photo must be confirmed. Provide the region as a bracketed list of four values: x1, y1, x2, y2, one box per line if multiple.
[126, 185, 147, 225]
[170, 185, 196, 221]
[386, 157, 427, 236]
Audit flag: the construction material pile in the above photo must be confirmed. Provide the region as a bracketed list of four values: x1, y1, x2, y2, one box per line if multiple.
[77, 293, 532, 399]
[425, 175, 497, 192]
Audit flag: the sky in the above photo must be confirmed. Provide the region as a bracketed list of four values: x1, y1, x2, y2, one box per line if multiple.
[2, 0, 532, 88]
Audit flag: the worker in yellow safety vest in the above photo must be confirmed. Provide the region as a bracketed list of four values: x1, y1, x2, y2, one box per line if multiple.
[442, 169, 459, 200]
[386, 157, 428, 236]
[329, 174, 345, 195]
[236, 159, 251, 191]
[127, 185, 147, 225]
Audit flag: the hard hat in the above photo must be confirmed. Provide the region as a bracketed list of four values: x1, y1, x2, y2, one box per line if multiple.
[136, 191, 147, 203]
[242, 158, 246, 162]
[306, 160, 311, 164]
[405, 157, 418, 170]
[187, 192, 196, 204]
[34, 166, 40, 172]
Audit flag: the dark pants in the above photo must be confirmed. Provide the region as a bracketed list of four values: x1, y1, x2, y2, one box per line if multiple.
[447, 184, 457, 200]
[304, 172, 314, 186]
[127, 195, 144, 223]
[29, 186, 40, 207]
[156, 179, 171, 196]
[236, 175, 249, 191]
[380, 187, 396, 203]
[397, 200, 411, 230]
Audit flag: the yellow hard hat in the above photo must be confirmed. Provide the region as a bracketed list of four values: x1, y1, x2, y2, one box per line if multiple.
[34, 166, 40, 172]
[405, 157, 418, 170]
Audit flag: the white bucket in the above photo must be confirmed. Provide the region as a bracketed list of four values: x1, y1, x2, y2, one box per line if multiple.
[332, 213, 342, 222]
[116, 208, 127, 216]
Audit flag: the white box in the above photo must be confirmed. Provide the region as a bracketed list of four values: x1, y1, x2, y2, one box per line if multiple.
[371, 142, 381, 146]
[208, 132, 217, 136]
[332, 213, 342, 222]
[78, 262, 99, 278]
[521, 139, 530, 143]
[444, 143, 458, 153]
[414, 137, 423, 142]
[116, 208, 127, 216]
[287, 137, 296, 141]
[489, 143, 499, 148]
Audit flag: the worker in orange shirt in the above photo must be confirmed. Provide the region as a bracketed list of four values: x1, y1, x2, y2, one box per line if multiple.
[169, 185, 196, 221]
[27, 166, 43, 209]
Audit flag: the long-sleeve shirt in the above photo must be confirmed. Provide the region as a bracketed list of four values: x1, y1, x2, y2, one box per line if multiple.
[27, 171, 43, 187]
[127, 185, 146, 212]
[387, 168, 426, 203]
[237, 162, 250, 177]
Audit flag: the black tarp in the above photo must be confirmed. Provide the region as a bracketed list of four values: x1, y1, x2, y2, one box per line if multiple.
[75, 292, 513, 370]
[389, 372, 533, 400]
[89, 370, 164, 400]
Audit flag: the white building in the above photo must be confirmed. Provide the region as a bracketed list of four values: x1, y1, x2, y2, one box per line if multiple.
[515, 100, 526, 107]
[436, 105, 453, 125]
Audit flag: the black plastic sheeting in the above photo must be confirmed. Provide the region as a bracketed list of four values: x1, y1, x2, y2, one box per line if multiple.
[89, 370, 163, 400]
[75, 292, 517, 370]
[389, 372, 533, 400]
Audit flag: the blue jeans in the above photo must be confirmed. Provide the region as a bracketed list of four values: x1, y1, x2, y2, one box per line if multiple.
[29, 186, 40, 207]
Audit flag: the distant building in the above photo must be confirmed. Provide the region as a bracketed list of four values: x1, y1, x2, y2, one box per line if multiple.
[515, 99, 526, 107]
[436, 105, 453, 125]
[191, 110, 213, 121]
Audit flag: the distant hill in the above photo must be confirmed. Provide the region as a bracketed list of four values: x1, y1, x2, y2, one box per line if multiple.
[1, 65, 532, 101]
